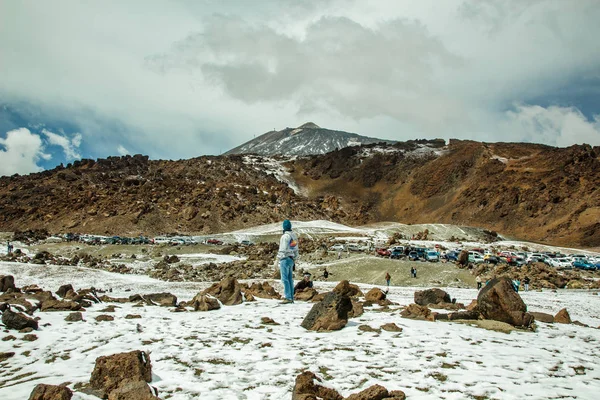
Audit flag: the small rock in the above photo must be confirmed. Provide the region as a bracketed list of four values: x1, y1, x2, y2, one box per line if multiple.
[28, 383, 73, 400]
[261, 317, 279, 325]
[530, 312, 554, 324]
[0, 352, 15, 362]
[400, 304, 435, 321]
[554, 308, 571, 324]
[65, 312, 84, 322]
[358, 325, 381, 333]
[2, 335, 17, 341]
[125, 314, 142, 319]
[22, 334, 38, 341]
[19, 327, 34, 333]
[100, 305, 117, 313]
[381, 323, 403, 332]
[95, 315, 115, 322]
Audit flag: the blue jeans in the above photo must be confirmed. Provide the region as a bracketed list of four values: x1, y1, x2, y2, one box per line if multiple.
[280, 257, 294, 301]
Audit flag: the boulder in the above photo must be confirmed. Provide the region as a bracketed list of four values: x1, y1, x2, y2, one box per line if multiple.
[414, 288, 451, 306]
[144, 293, 177, 307]
[300, 292, 352, 332]
[477, 277, 534, 327]
[245, 292, 256, 302]
[466, 299, 478, 311]
[446, 310, 480, 321]
[295, 288, 318, 302]
[89, 350, 152, 398]
[1, 308, 38, 330]
[202, 277, 243, 306]
[348, 299, 364, 318]
[107, 381, 160, 400]
[332, 280, 363, 298]
[190, 294, 221, 311]
[530, 312, 554, 323]
[41, 299, 82, 312]
[243, 282, 281, 300]
[381, 323, 403, 332]
[0, 275, 16, 292]
[28, 384, 73, 400]
[56, 284, 74, 298]
[96, 315, 115, 322]
[365, 288, 386, 303]
[554, 308, 571, 324]
[65, 312, 83, 322]
[292, 371, 343, 400]
[400, 304, 434, 321]
[0, 292, 37, 314]
[345, 384, 389, 400]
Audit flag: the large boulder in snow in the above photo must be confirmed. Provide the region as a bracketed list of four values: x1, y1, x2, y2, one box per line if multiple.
[292, 371, 342, 400]
[107, 380, 160, 400]
[128, 293, 177, 307]
[414, 288, 451, 306]
[56, 284, 74, 299]
[40, 299, 82, 312]
[554, 308, 572, 324]
[202, 277, 243, 306]
[1, 308, 38, 330]
[89, 350, 152, 398]
[190, 294, 221, 311]
[0, 275, 16, 292]
[477, 277, 533, 327]
[295, 288, 318, 302]
[301, 292, 352, 332]
[28, 384, 73, 400]
[400, 304, 435, 321]
[364, 288, 386, 303]
[333, 280, 363, 298]
[242, 281, 281, 299]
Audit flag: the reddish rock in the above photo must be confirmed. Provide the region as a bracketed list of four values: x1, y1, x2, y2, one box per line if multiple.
[414, 288, 451, 306]
[28, 384, 72, 400]
[477, 277, 534, 327]
[203, 277, 243, 306]
[348, 299, 364, 318]
[400, 304, 434, 321]
[292, 371, 343, 400]
[295, 288, 318, 302]
[345, 384, 388, 400]
[333, 280, 363, 297]
[365, 288, 386, 302]
[301, 292, 352, 332]
[107, 381, 160, 400]
[530, 312, 554, 323]
[190, 294, 221, 311]
[554, 308, 572, 324]
[381, 323, 403, 332]
[56, 284, 74, 298]
[0, 275, 16, 292]
[40, 299, 82, 312]
[89, 350, 152, 398]
[242, 281, 281, 300]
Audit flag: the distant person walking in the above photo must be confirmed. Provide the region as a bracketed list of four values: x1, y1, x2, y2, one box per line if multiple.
[524, 276, 530, 291]
[277, 220, 299, 304]
[476, 275, 482, 290]
[414, 267, 417, 278]
[385, 272, 391, 287]
[6, 241, 13, 255]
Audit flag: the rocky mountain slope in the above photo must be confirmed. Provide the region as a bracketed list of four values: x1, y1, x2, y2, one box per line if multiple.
[1, 139, 599, 247]
[225, 122, 395, 156]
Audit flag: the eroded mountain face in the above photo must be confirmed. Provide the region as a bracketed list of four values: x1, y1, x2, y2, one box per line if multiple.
[1, 139, 599, 247]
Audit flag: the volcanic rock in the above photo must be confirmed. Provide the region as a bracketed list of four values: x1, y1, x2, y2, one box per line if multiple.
[0, 275, 16, 292]
[129, 293, 177, 307]
[414, 288, 451, 306]
[95, 315, 115, 322]
[348, 299, 364, 318]
[291, 371, 343, 400]
[400, 304, 434, 321]
[56, 284, 74, 298]
[28, 384, 73, 400]
[332, 280, 363, 298]
[295, 288, 318, 302]
[242, 281, 281, 299]
[190, 294, 221, 312]
[301, 292, 352, 332]
[65, 312, 84, 322]
[365, 288, 386, 302]
[89, 350, 152, 398]
[381, 323, 403, 332]
[554, 308, 572, 324]
[40, 299, 82, 312]
[202, 277, 243, 306]
[106, 380, 160, 400]
[530, 312, 554, 323]
[477, 277, 534, 327]
[1, 308, 38, 330]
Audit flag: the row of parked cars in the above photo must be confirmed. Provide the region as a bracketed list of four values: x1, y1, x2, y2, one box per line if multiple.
[62, 234, 252, 247]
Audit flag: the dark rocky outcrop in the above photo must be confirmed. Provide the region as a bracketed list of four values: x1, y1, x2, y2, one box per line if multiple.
[554, 308, 572, 324]
[190, 294, 221, 311]
[301, 292, 352, 332]
[28, 384, 73, 400]
[202, 277, 243, 306]
[332, 280, 363, 298]
[1, 308, 38, 330]
[89, 350, 152, 398]
[400, 304, 435, 321]
[0, 275, 16, 292]
[292, 371, 343, 400]
[477, 277, 534, 327]
[414, 288, 451, 306]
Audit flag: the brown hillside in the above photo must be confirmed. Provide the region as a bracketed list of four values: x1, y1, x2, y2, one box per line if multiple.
[1, 140, 599, 247]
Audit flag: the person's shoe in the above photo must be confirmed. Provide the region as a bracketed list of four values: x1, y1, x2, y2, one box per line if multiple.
[280, 299, 294, 304]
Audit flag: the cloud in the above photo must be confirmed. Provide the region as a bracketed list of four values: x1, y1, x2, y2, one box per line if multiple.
[42, 129, 82, 160]
[0, 0, 599, 163]
[0, 128, 50, 176]
[506, 104, 600, 147]
[117, 145, 129, 156]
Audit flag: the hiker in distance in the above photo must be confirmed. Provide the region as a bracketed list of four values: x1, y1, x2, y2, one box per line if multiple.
[277, 219, 299, 304]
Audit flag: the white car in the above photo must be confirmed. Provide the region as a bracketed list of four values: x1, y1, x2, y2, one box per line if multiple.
[329, 244, 345, 251]
[549, 258, 572, 268]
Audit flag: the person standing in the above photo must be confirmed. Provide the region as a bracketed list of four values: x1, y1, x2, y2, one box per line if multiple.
[385, 272, 391, 287]
[277, 219, 299, 304]
[413, 267, 417, 278]
[524, 276, 530, 291]
[476, 275, 482, 290]
[410, 267, 414, 278]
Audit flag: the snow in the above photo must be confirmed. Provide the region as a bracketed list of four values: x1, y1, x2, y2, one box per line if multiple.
[491, 155, 509, 164]
[2, 262, 600, 400]
[242, 155, 302, 195]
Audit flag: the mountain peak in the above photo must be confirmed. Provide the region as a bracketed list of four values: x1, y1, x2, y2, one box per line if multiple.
[298, 122, 320, 129]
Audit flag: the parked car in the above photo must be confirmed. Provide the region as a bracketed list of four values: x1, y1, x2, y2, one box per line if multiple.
[408, 251, 419, 261]
[153, 236, 171, 244]
[347, 244, 361, 252]
[376, 248, 391, 257]
[390, 249, 404, 259]
[239, 240, 254, 246]
[329, 244, 345, 251]
[549, 258, 572, 268]
[425, 251, 440, 262]
[510, 257, 526, 267]
[444, 251, 459, 262]
[484, 255, 500, 264]
[207, 238, 223, 245]
[468, 252, 485, 264]
[572, 258, 597, 271]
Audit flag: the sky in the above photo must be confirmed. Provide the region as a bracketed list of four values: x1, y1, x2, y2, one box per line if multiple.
[1, 0, 600, 176]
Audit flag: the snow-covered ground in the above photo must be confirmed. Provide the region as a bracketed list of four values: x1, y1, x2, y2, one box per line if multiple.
[2, 262, 600, 400]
